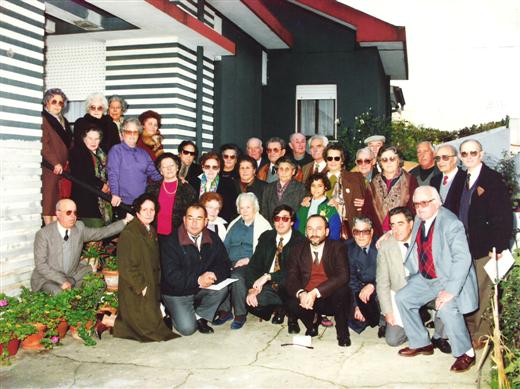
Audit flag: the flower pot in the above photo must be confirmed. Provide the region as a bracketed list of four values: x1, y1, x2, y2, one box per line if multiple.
[21, 323, 47, 350]
[98, 305, 117, 316]
[57, 319, 69, 339]
[0, 338, 20, 357]
[101, 270, 119, 291]
[69, 320, 93, 341]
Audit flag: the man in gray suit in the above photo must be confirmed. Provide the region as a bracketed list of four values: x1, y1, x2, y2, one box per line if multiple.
[395, 186, 478, 373]
[31, 199, 131, 294]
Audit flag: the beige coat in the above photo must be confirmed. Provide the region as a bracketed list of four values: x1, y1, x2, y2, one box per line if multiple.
[376, 236, 407, 316]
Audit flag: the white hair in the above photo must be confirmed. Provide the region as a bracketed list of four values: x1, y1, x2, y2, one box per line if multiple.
[308, 134, 329, 148]
[84, 92, 108, 113]
[236, 192, 260, 214]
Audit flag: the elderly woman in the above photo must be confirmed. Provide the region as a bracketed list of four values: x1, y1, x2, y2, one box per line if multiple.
[137, 110, 164, 161]
[190, 151, 238, 222]
[213, 193, 271, 329]
[177, 140, 202, 182]
[74, 93, 120, 153]
[219, 143, 241, 180]
[362, 145, 418, 236]
[69, 127, 113, 227]
[200, 192, 227, 241]
[41, 88, 73, 225]
[104, 193, 178, 342]
[107, 95, 128, 136]
[146, 153, 196, 238]
[233, 156, 267, 205]
[107, 118, 162, 208]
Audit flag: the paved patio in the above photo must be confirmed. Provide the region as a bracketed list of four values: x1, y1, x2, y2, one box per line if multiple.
[1, 319, 489, 388]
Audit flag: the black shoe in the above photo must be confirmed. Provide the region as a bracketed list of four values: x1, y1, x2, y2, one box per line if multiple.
[163, 315, 173, 330]
[305, 321, 319, 337]
[271, 311, 285, 325]
[288, 319, 300, 334]
[378, 325, 386, 338]
[431, 337, 452, 354]
[196, 318, 214, 334]
[338, 337, 351, 347]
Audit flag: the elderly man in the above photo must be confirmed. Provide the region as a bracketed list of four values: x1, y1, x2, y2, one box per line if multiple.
[353, 147, 377, 183]
[160, 204, 231, 336]
[301, 135, 329, 183]
[257, 137, 287, 183]
[364, 135, 385, 158]
[288, 133, 312, 167]
[246, 205, 305, 333]
[430, 144, 465, 215]
[286, 215, 352, 347]
[31, 199, 130, 294]
[246, 137, 268, 172]
[395, 186, 478, 373]
[458, 139, 513, 348]
[409, 141, 441, 186]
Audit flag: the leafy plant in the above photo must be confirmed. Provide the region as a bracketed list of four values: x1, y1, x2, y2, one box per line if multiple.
[99, 291, 118, 309]
[495, 152, 519, 204]
[101, 255, 118, 271]
[0, 294, 37, 361]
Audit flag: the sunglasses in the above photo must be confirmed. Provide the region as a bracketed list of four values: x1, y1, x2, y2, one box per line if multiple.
[273, 215, 291, 222]
[413, 199, 435, 209]
[352, 229, 371, 236]
[356, 159, 372, 165]
[50, 99, 64, 107]
[60, 210, 77, 216]
[380, 156, 398, 163]
[267, 147, 281, 153]
[124, 130, 139, 135]
[326, 156, 341, 162]
[89, 105, 104, 111]
[203, 165, 219, 170]
[181, 149, 196, 156]
[434, 155, 456, 162]
[460, 150, 479, 158]
[223, 154, 236, 160]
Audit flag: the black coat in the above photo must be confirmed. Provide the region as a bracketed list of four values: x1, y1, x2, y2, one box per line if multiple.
[73, 114, 120, 153]
[431, 168, 465, 215]
[190, 175, 238, 222]
[345, 239, 378, 308]
[233, 178, 267, 206]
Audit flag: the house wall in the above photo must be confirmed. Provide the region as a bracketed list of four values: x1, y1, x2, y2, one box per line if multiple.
[0, 0, 45, 295]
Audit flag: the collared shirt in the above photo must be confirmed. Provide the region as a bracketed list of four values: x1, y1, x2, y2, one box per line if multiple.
[308, 196, 326, 217]
[467, 162, 483, 188]
[56, 222, 70, 240]
[443, 167, 458, 185]
[314, 160, 327, 172]
[422, 211, 438, 236]
[189, 233, 202, 251]
[269, 230, 293, 272]
[309, 242, 325, 264]
[398, 237, 412, 277]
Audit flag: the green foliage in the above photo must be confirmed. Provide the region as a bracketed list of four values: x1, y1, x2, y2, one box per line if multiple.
[101, 255, 118, 271]
[495, 152, 520, 202]
[99, 291, 118, 309]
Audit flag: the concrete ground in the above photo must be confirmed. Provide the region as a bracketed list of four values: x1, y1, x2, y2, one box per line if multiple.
[1, 319, 490, 388]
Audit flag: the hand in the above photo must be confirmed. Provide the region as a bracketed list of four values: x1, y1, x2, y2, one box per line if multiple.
[61, 281, 72, 290]
[354, 306, 365, 322]
[234, 258, 250, 268]
[375, 231, 393, 249]
[385, 313, 396, 326]
[142, 286, 147, 296]
[252, 274, 269, 291]
[353, 198, 364, 208]
[123, 213, 134, 224]
[435, 290, 454, 310]
[328, 198, 339, 207]
[198, 271, 217, 288]
[101, 183, 110, 193]
[300, 196, 311, 207]
[300, 289, 317, 310]
[53, 163, 63, 175]
[111, 195, 122, 207]
[359, 284, 375, 304]
[246, 289, 259, 307]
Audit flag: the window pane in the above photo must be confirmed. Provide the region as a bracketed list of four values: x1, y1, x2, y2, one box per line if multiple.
[300, 100, 316, 136]
[318, 99, 334, 136]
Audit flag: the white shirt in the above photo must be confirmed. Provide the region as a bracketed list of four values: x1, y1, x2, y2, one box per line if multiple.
[56, 222, 70, 240]
[398, 237, 412, 277]
[422, 211, 438, 236]
[295, 242, 325, 298]
[189, 233, 202, 251]
[269, 230, 293, 273]
[442, 167, 458, 186]
[314, 160, 327, 172]
[308, 197, 326, 217]
[467, 163, 483, 188]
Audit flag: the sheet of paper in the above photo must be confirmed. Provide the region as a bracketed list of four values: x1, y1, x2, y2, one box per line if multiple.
[484, 249, 515, 283]
[204, 278, 238, 290]
[390, 290, 403, 327]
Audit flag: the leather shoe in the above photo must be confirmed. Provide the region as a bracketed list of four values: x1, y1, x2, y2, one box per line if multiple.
[377, 325, 386, 338]
[337, 337, 351, 347]
[398, 344, 434, 357]
[432, 337, 452, 354]
[212, 311, 233, 326]
[305, 321, 319, 337]
[288, 319, 300, 334]
[271, 311, 285, 325]
[230, 316, 246, 330]
[450, 354, 475, 373]
[196, 318, 214, 334]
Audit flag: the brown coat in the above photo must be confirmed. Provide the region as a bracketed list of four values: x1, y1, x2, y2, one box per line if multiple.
[301, 161, 327, 184]
[339, 171, 366, 222]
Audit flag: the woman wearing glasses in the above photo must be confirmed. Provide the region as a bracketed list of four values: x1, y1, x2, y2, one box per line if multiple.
[219, 143, 241, 180]
[362, 145, 418, 237]
[41, 88, 73, 225]
[177, 140, 202, 182]
[73, 93, 120, 153]
[190, 152, 238, 222]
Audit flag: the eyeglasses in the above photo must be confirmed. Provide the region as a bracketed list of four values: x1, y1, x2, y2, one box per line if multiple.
[50, 99, 64, 107]
[161, 164, 177, 170]
[222, 154, 236, 160]
[89, 105, 104, 111]
[413, 199, 435, 208]
[460, 150, 479, 158]
[267, 147, 281, 153]
[326, 156, 341, 162]
[380, 156, 398, 163]
[352, 229, 371, 236]
[356, 159, 372, 165]
[273, 215, 291, 222]
[124, 130, 139, 135]
[434, 155, 456, 162]
[181, 149, 196, 156]
[60, 210, 77, 216]
[203, 165, 219, 170]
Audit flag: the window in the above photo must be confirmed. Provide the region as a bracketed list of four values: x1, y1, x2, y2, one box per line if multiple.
[296, 85, 337, 137]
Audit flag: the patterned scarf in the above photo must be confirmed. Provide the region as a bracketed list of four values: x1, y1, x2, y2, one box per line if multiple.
[91, 148, 112, 224]
[198, 174, 220, 198]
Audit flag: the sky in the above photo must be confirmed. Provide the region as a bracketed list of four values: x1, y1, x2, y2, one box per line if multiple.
[340, 0, 520, 131]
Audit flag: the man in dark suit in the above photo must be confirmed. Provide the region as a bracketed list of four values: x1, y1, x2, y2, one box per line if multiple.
[246, 205, 305, 333]
[288, 133, 312, 167]
[246, 137, 268, 172]
[301, 135, 329, 183]
[286, 215, 352, 347]
[430, 144, 465, 215]
[458, 139, 513, 348]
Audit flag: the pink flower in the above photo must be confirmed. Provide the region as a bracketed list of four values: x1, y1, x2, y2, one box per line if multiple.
[0, 299, 8, 307]
[50, 336, 59, 343]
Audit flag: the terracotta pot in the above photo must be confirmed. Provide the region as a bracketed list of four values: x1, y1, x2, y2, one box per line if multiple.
[21, 323, 47, 350]
[57, 319, 69, 339]
[69, 320, 93, 341]
[98, 305, 117, 316]
[0, 338, 20, 357]
[102, 270, 119, 291]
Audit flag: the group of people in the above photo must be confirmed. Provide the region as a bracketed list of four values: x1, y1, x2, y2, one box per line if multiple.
[35, 88, 514, 373]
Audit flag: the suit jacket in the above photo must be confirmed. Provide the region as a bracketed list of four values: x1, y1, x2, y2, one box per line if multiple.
[301, 161, 327, 184]
[246, 229, 305, 288]
[403, 207, 478, 314]
[376, 236, 407, 315]
[233, 178, 267, 206]
[257, 163, 303, 183]
[31, 220, 126, 291]
[190, 175, 238, 222]
[339, 171, 366, 222]
[260, 179, 306, 222]
[431, 168, 465, 215]
[286, 239, 349, 299]
[346, 239, 378, 308]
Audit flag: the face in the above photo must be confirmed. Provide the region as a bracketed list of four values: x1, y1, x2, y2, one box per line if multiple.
[390, 213, 414, 242]
[122, 123, 139, 148]
[326, 149, 343, 173]
[108, 100, 123, 121]
[83, 130, 101, 152]
[309, 139, 325, 161]
[136, 199, 156, 226]
[184, 207, 208, 235]
[247, 140, 263, 160]
[368, 141, 384, 156]
[459, 141, 483, 170]
[159, 157, 178, 181]
[277, 162, 295, 184]
[356, 151, 374, 176]
[88, 99, 105, 119]
[413, 189, 440, 221]
[416, 144, 435, 169]
[310, 179, 326, 199]
[203, 200, 221, 222]
[266, 141, 285, 164]
[143, 118, 159, 136]
[179, 144, 196, 166]
[290, 134, 307, 155]
[202, 157, 220, 181]
[239, 161, 255, 182]
[380, 150, 400, 177]
[273, 210, 294, 235]
[306, 217, 329, 246]
[222, 149, 237, 170]
[56, 199, 77, 229]
[352, 221, 373, 248]
[239, 199, 256, 222]
[435, 146, 457, 173]
[46, 94, 64, 116]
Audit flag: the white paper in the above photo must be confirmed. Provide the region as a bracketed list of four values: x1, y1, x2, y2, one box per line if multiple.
[293, 335, 312, 347]
[204, 278, 238, 290]
[390, 290, 404, 327]
[484, 249, 515, 282]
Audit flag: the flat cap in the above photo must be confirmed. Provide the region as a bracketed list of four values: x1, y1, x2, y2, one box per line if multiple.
[364, 135, 386, 144]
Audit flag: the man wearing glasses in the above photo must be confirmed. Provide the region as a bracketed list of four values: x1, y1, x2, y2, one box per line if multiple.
[458, 139, 513, 349]
[257, 137, 287, 183]
[31, 199, 132, 294]
[430, 144, 465, 215]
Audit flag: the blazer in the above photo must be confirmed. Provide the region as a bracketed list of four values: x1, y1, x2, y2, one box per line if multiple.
[31, 220, 126, 291]
[260, 179, 306, 222]
[190, 175, 238, 222]
[233, 178, 267, 206]
[301, 161, 327, 184]
[286, 239, 349, 299]
[257, 163, 303, 183]
[431, 168, 466, 215]
[346, 238, 378, 308]
[376, 236, 407, 315]
[338, 171, 366, 222]
[403, 207, 478, 314]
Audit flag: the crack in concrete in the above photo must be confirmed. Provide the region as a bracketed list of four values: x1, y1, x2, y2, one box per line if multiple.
[249, 325, 285, 366]
[173, 370, 193, 388]
[50, 353, 186, 371]
[254, 364, 349, 388]
[68, 362, 82, 389]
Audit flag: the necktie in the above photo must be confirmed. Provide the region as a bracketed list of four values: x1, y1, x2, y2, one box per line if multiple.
[191, 234, 200, 250]
[273, 237, 284, 272]
[313, 163, 319, 174]
[404, 242, 409, 249]
[362, 247, 368, 256]
[466, 173, 471, 189]
[64, 229, 69, 242]
[420, 222, 426, 241]
[443, 175, 448, 186]
[313, 251, 319, 265]
[271, 165, 277, 175]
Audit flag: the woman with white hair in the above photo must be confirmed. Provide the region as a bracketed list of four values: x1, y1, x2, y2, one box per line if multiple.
[107, 95, 128, 135]
[74, 92, 120, 153]
[213, 192, 271, 330]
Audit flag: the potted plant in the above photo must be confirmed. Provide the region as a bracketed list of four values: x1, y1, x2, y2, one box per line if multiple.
[101, 255, 119, 291]
[0, 294, 36, 362]
[98, 290, 118, 316]
[81, 242, 105, 272]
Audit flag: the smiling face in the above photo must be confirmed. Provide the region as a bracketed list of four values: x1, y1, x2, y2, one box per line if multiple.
[459, 140, 483, 171]
[310, 179, 326, 199]
[239, 160, 256, 183]
[266, 141, 285, 164]
[203, 199, 221, 222]
[326, 149, 343, 173]
[435, 146, 458, 174]
[222, 148, 237, 171]
[239, 198, 256, 223]
[309, 138, 325, 162]
[136, 199, 156, 226]
[88, 98, 105, 119]
[290, 134, 307, 156]
[83, 129, 101, 152]
[202, 157, 220, 181]
[122, 122, 139, 148]
[356, 150, 375, 176]
[416, 143, 435, 169]
[46, 94, 64, 116]
[390, 212, 413, 242]
[108, 100, 123, 121]
[143, 117, 159, 136]
[273, 210, 294, 235]
[380, 150, 400, 178]
[159, 157, 178, 181]
[184, 206, 208, 236]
